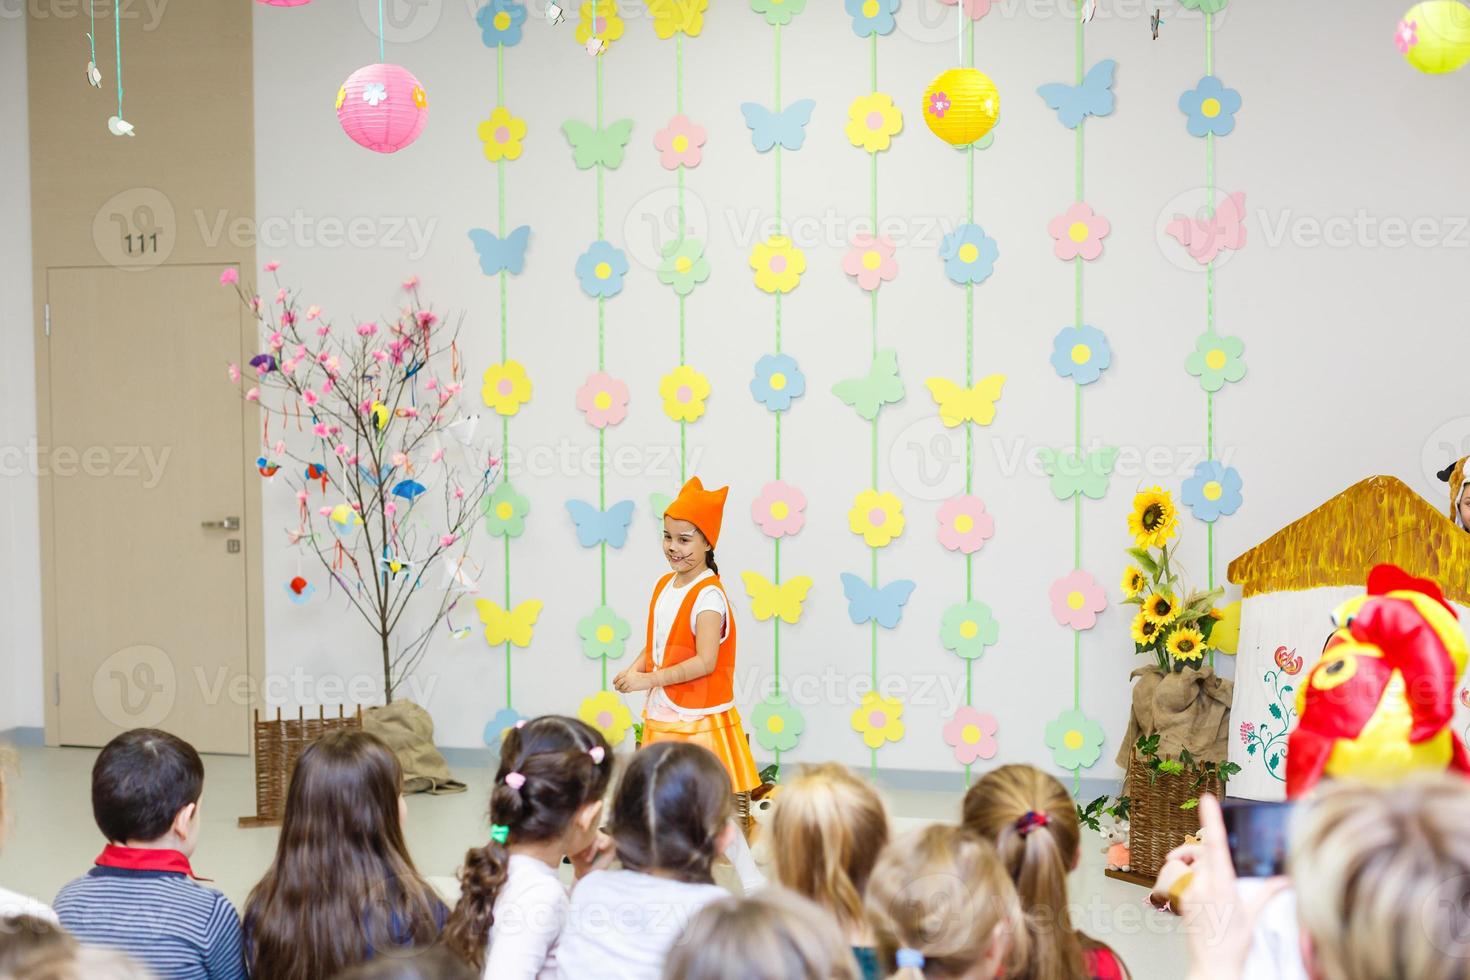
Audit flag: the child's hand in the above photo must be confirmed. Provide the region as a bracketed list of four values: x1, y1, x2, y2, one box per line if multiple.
[570, 832, 616, 879]
[613, 670, 654, 693]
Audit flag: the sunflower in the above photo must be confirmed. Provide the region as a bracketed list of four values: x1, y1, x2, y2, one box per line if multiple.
[1167, 626, 1206, 663]
[1130, 610, 1161, 646]
[1142, 592, 1179, 627]
[1129, 488, 1178, 549]
[1121, 567, 1147, 598]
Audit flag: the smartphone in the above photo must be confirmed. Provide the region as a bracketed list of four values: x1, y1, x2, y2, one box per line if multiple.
[1220, 799, 1297, 878]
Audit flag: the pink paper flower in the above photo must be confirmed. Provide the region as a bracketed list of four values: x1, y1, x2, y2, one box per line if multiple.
[358, 322, 378, 336]
[1396, 18, 1418, 52]
[403, 275, 419, 289]
[390, 452, 410, 467]
[318, 506, 333, 517]
[313, 422, 330, 437]
[841, 233, 899, 291]
[431, 448, 445, 463]
[306, 305, 321, 320]
[274, 441, 286, 455]
[938, 0, 993, 19]
[1048, 202, 1111, 262]
[334, 444, 349, 457]
[227, 363, 240, 383]
[575, 371, 630, 428]
[219, 268, 238, 286]
[416, 311, 438, 329]
[264, 260, 280, 272]
[275, 288, 287, 304]
[928, 91, 950, 118]
[1048, 569, 1108, 631]
[268, 332, 284, 350]
[245, 387, 259, 401]
[281, 311, 296, 327]
[751, 481, 806, 538]
[653, 114, 707, 170]
[942, 706, 998, 765]
[936, 495, 995, 554]
[454, 486, 466, 500]
[316, 324, 331, 337]
[303, 390, 319, 407]
[440, 534, 457, 548]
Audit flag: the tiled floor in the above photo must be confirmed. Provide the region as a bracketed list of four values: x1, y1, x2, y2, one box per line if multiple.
[0, 745, 1186, 977]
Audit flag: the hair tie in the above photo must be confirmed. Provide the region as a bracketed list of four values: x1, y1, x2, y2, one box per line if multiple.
[489, 824, 510, 844]
[514, 719, 527, 730]
[1016, 810, 1050, 836]
[895, 948, 925, 970]
[588, 746, 606, 764]
[504, 771, 526, 790]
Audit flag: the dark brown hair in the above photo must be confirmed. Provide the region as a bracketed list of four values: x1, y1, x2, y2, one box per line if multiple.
[442, 716, 611, 969]
[332, 945, 477, 980]
[244, 730, 444, 980]
[610, 741, 731, 884]
[91, 729, 203, 843]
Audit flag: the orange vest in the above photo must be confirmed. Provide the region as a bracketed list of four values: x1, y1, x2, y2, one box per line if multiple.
[642, 572, 737, 710]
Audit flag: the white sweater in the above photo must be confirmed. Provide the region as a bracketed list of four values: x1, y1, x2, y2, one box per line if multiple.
[555, 869, 727, 980]
[483, 855, 569, 980]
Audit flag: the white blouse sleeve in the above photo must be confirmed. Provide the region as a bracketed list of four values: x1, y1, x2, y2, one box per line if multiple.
[483, 872, 570, 980]
[689, 585, 730, 642]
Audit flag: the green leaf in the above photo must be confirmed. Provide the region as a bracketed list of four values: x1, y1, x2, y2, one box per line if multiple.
[759, 763, 780, 785]
[1158, 760, 1185, 776]
[1180, 798, 1199, 811]
[1128, 548, 1160, 577]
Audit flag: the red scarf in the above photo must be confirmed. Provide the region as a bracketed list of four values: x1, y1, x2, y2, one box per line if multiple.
[95, 844, 207, 881]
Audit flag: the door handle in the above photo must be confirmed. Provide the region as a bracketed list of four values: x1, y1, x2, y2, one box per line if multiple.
[201, 517, 241, 531]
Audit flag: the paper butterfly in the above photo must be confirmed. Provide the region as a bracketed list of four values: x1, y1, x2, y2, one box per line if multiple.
[565, 499, 636, 548]
[379, 555, 414, 582]
[441, 555, 481, 592]
[357, 462, 395, 487]
[841, 573, 917, 630]
[561, 118, 635, 170]
[832, 348, 905, 421]
[1165, 191, 1247, 265]
[444, 416, 480, 447]
[740, 99, 817, 152]
[475, 598, 544, 648]
[392, 479, 426, 502]
[741, 572, 814, 625]
[1037, 446, 1119, 500]
[468, 226, 531, 276]
[924, 375, 1006, 428]
[1036, 59, 1117, 129]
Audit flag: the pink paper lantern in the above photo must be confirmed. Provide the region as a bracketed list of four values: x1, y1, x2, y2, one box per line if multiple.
[335, 63, 428, 154]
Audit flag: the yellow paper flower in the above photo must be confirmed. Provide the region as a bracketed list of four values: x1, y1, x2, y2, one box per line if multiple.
[845, 92, 903, 153]
[647, 0, 707, 38]
[749, 235, 806, 294]
[579, 690, 634, 745]
[1130, 610, 1161, 646]
[659, 365, 711, 422]
[575, 1, 626, 49]
[483, 360, 532, 416]
[1167, 626, 1206, 663]
[851, 691, 905, 749]
[848, 489, 905, 548]
[477, 106, 527, 162]
[1129, 488, 1178, 549]
[1142, 592, 1179, 628]
[1121, 567, 1146, 598]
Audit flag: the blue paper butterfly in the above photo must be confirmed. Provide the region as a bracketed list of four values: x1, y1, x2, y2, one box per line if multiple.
[565, 499, 636, 549]
[357, 463, 395, 487]
[468, 225, 531, 276]
[840, 573, 917, 630]
[1036, 60, 1117, 129]
[740, 99, 817, 152]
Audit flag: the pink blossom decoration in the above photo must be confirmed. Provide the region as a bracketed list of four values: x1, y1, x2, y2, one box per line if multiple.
[264, 260, 280, 272]
[313, 422, 330, 437]
[938, 0, 992, 19]
[1047, 202, 1111, 262]
[936, 495, 995, 554]
[653, 114, 707, 170]
[390, 452, 410, 467]
[928, 91, 950, 118]
[384, 502, 398, 516]
[274, 441, 286, 455]
[303, 390, 319, 407]
[942, 706, 998, 765]
[245, 387, 259, 401]
[454, 486, 466, 500]
[275, 288, 287, 305]
[268, 332, 284, 350]
[319, 506, 333, 517]
[334, 444, 350, 457]
[575, 371, 630, 428]
[431, 448, 445, 463]
[306, 305, 321, 320]
[357, 323, 378, 336]
[403, 275, 419, 289]
[228, 363, 240, 383]
[219, 268, 238, 286]
[841, 233, 899, 291]
[1396, 18, 1418, 52]
[1048, 569, 1108, 631]
[439, 534, 457, 548]
[750, 481, 806, 538]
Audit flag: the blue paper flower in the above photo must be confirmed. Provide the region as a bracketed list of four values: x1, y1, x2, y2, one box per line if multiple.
[477, 0, 527, 47]
[1049, 325, 1112, 385]
[483, 706, 525, 746]
[749, 354, 806, 412]
[845, 0, 898, 37]
[575, 241, 629, 298]
[1181, 460, 1243, 522]
[938, 223, 999, 285]
[1179, 75, 1241, 138]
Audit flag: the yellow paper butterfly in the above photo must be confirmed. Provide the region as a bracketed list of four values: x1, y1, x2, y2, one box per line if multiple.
[924, 375, 1007, 428]
[740, 572, 814, 625]
[475, 599, 544, 649]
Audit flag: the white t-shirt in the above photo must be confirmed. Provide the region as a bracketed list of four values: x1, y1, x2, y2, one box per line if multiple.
[556, 869, 728, 980]
[1238, 881, 1308, 980]
[0, 885, 58, 924]
[482, 854, 568, 980]
[646, 571, 731, 721]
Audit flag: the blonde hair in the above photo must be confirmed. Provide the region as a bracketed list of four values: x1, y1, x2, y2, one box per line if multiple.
[10, 946, 155, 980]
[1291, 775, 1470, 980]
[772, 763, 889, 931]
[662, 887, 863, 980]
[865, 824, 1026, 980]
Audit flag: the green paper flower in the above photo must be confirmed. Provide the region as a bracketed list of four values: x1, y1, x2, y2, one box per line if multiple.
[1178, 0, 1228, 11]
[752, 694, 805, 752]
[657, 237, 711, 297]
[940, 601, 999, 660]
[1045, 708, 1106, 770]
[1185, 330, 1246, 393]
[482, 481, 530, 537]
[1039, 447, 1118, 501]
[577, 605, 631, 660]
[750, 0, 806, 27]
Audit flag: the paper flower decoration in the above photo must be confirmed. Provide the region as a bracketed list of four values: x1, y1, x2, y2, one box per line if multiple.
[482, 707, 525, 746]
[1397, 17, 1419, 52]
[660, 365, 711, 422]
[1399, 3, 1470, 73]
[477, 0, 527, 47]
[940, 600, 999, 660]
[657, 237, 711, 296]
[578, 690, 634, 745]
[1129, 487, 1179, 549]
[1049, 325, 1112, 385]
[575, 371, 630, 428]
[219, 267, 238, 285]
[922, 68, 1000, 146]
[1168, 626, 1207, 664]
[575, 1, 625, 49]
[1181, 460, 1244, 522]
[575, 241, 629, 298]
[750, 354, 806, 412]
[752, 695, 805, 752]
[337, 63, 427, 154]
[477, 106, 527, 162]
[1049, 570, 1108, 631]
[833, 349, 905, 421]
[1184, 330, 1246, 392]
[741, 572, 814, 625]
[938, 224, 999, 285]
[1179, 75, 1242, 138]
[1178, 0, 1227, 11]
[1048, 203, 1110, 261]
[751, 481, 807, 538]
[653, 114, 707, 169]
[842, 233, 899, 291]
[284, 576, 315, 605]
[482, 360, 532, 416]
[750, 0, 806, 26]
[852, 692, 904, 749]
[475, 598, 544, 648]
[936, 495, 995, 554]
[1166, 191, 1247, 265]
[1039, 447, 1117, 502]
[844, 93, 903, 153]
[577, 605, 631, 659]
[845, 0, 897, 37]
[649, 0, 706, 37]
[849, 489, 905, 548]
[1045, 708, 1105, 770]
[750, 236, 806, 293]
[482, 481, 530, 537]
[943, 707, 998, 765]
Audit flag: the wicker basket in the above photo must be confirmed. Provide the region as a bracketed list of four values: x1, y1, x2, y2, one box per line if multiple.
[1123, 750, 1219, 880]
[239, 706, 362, 827]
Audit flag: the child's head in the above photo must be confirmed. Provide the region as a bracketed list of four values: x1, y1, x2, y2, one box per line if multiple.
[772, 763, 889, 932]
[91, 729, 204, 853]
[663, 516, 716, 576]
[0, 915, 76, 977]
[4, 945, 155, 980]
[443, 715, 612, 968]
[663, 477, 728, 577]
[865, 824, 1025, 980]
[610, 741, 732, 883]
[332, 945, 478, 980]
[662, 888, 863, 980]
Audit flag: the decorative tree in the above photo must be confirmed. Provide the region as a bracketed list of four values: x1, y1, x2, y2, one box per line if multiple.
[223, 265, 498, 702]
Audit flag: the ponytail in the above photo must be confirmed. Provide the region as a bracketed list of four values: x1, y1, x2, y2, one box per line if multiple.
[705, 549, 719, 575]
[442, 841, 510, 969]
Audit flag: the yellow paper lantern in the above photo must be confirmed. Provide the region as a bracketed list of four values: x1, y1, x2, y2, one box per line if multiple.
[1400, 0, 1470, 74]
[922, 68, 1000, 146]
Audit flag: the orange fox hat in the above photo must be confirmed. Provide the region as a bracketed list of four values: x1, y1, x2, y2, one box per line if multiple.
[664, 477, 729, 549]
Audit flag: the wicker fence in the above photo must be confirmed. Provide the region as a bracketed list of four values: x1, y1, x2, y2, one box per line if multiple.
[239, 706, 362, 828]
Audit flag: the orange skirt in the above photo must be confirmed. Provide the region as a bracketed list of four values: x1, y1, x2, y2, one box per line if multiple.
[641, 707, 761, 793]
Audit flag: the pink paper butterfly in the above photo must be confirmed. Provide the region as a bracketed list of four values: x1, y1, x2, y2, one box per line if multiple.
[1165, 191, 1248, 265]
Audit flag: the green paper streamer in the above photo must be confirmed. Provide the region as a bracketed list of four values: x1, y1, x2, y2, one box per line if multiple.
[113, 0, 123, 118]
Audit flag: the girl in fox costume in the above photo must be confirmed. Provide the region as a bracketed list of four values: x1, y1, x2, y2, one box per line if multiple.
[1438, 455, 1470, 529]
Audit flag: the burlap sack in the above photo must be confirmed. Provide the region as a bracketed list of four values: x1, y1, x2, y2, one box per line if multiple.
[364, 700, 466, 796]
[1115, 665, 1234, 768]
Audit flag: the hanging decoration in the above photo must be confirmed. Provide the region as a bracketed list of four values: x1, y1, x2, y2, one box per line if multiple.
[336, 0, 428, 153]
[105, 0, 134, 135]
[1397, 0, 1470, 74]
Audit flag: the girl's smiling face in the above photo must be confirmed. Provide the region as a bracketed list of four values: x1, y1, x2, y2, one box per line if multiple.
[663, 516, 709, 575]
[1459, 485, 1470, 529]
